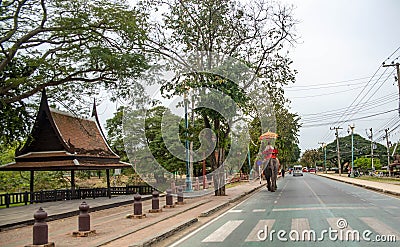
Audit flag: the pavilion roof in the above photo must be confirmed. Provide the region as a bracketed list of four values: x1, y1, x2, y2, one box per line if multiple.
[0, 90, 130, 171]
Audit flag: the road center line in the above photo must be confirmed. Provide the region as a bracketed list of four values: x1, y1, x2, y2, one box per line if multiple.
[303, 178, 326, 206]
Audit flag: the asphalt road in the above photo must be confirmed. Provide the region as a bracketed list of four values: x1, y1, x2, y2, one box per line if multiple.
[169, 173, 400, 247]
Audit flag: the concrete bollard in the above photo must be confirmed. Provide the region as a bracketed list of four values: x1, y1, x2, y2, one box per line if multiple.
[195, 177, 200, 191]
[164, 189, 175, 208]
[127, 193, 146, 219]
[204, 176, 209, 189]
[149, 190, 162, 213]
[176, 186, 184, 205]
[72, 202, 96, 237]
[25, 207, 54, 247]
[171, 181, 176, 193]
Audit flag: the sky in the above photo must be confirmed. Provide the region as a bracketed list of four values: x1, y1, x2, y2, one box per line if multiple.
[96, 0, 400, 154]
[283, 0, 400, 152]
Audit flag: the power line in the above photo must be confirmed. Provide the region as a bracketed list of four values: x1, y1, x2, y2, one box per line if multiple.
[319, 47, 400, 144]
[303, 92, 396, 115]
[302, 109, 397, 128]
[343, 68, 394, 122]
[285, 72, 393, 90]
[301, 94, 397, 124]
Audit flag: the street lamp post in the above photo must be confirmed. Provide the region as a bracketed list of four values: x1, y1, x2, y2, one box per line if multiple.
[184, 92, 192, 192]
[247, 145, 252, 180]
[323, 144, 327, 174]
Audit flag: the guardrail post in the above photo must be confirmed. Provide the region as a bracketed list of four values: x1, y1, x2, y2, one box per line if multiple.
[27, 207, 54, 247]
[5, 193, 10, 208]
[24, 191, 29, 205]
[40, 190, 44, 203]
[149, 190, 162, 213]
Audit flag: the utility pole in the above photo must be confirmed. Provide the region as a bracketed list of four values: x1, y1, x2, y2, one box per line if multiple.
[348, 124, 355, 177]
[369, 128, 374, 172]
[319, 142, 327, 173]
[331, 127, 343, 176]
[382, 62, 400, 116]
[384, 128, 391, 176]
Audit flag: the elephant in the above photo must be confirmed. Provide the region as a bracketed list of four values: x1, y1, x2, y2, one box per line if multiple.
[264, 158, 280, 192]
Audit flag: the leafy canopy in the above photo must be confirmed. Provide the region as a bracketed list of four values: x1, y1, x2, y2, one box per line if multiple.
[0, 0, 149, 145]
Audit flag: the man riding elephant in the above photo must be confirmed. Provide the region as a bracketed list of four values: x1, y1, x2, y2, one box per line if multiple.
[264, 149, 280, 192]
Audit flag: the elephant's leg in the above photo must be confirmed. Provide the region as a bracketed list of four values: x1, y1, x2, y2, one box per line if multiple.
[270, 173, 276, 192]
[266, 168, 272, 191]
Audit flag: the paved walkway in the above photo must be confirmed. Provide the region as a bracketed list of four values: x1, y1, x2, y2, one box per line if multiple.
[0, 179, 266, 247]
[0, 194, 154, 230]
[317, 173, 400, 196]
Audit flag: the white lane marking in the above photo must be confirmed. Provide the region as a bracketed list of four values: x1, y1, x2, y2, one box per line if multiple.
[168, 190, 260, 247]
[228, 209, 243, 213]
[252, 209, 266, 212]
[303, 179, 325, 206]
[360, 217, 400, 239]
[291, 218, 311, 241]
[326, 218, 355, 241]
[272, 206, 373, 212]
[245, 219, 275, 242]
[202, 220, 244, 242]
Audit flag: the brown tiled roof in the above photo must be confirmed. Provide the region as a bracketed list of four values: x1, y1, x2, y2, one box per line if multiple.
[50, 109, 117, 157]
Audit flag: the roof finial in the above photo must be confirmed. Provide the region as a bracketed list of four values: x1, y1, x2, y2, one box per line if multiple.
[91, 98, 97, 118]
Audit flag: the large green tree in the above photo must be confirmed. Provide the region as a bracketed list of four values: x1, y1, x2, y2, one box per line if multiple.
[139, 0, 298, 195]
[300, 149, 319, 168]
[106, 105, 187, 183]
[0, 0, 149, 145]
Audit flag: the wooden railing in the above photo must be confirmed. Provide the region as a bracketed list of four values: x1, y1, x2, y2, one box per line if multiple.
[0, 185, 155, 208]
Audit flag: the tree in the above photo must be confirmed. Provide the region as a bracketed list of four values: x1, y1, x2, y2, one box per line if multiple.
[0, 0, 149, 145]
[300, 149, 319, 168]
[354, 157, 381, 173]
[274, 105, 301, 168]
[320, 134, 387, 171]
[107, 105, 187, 184]
[139, 0, 298, 195]
[106, 107, 128, 162]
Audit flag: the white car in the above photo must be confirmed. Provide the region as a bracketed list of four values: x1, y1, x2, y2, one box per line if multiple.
[293, 165, 303, 176]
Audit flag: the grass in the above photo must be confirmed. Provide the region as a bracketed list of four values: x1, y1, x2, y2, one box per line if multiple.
[356, 176, 400, 185]
[225, 181, 244, 189]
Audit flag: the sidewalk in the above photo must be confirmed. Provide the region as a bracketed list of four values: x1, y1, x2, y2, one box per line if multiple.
[0, 179, 265, 247]
[317, 173, 400, 197]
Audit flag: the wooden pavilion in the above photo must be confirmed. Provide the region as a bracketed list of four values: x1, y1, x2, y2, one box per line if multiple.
[0, 90, 131, 198]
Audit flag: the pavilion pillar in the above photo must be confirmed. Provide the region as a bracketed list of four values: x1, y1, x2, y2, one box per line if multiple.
[71, 170, 76, 198]
[106, 169, 111, 198]
[30, 171, 34, 204]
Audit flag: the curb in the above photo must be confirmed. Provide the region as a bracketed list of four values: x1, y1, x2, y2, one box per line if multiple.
[95, 200, 209, 247]
[200, 183, 265, 217]
[199, 202, 230, 217]
[148, 183, 265, 245]
[317, 174, 400, 197]
[133, 218, 199, 247]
